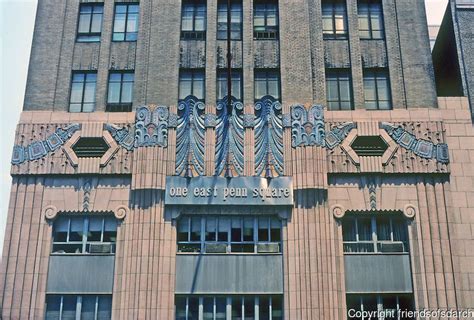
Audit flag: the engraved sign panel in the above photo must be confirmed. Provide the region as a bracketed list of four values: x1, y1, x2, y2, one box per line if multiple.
[165, 176, 293, 206]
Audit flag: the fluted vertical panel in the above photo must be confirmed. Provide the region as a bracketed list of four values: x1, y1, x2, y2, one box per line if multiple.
[205, 104, 216, 176]
[0, 177, 49, 319]
[113, 190, 175, 319]
[244, 104, 255, 176]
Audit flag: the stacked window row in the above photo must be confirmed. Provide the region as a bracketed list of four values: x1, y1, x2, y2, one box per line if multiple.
[346, 294, 415, 320]
[69, 68, 391, 112]
[177, 216, 282, 254]
[175, 295, 283, 320]
[78, 0, 385, 42]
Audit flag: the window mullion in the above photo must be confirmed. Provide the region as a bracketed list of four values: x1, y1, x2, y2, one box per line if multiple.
[374, 73, 380, 109]
[88, 10, 93, 35]
[372, 216, 378, 252]
[94, 295, 99, 320]
[76, 296, 82, 320]
[124, 6, 129, 36]
[83, 217, 89, 253]
[80, 78, 86, 112]
[59, 295, 64, 320]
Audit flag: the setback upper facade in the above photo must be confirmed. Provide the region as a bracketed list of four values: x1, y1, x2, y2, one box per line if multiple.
[1, 0, 474, 320]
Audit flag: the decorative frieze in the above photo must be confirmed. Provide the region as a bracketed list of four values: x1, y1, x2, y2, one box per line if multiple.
[254, 96, 284, 177]
[325, 122, 358, 150]
[291, 105, 326, 148]
[11, 123, 80, 165]
[215, 96, 245, 177]
[176, 96, 206, 177]
[380, 122, 450, 164]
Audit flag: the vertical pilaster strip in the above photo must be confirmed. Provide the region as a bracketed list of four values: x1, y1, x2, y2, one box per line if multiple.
[244, 104, 255, 176]
[206, 0, 218, 104]
[205, 104, 217, 175]
[307, 0, 326, 104]
[346, 0, 365, 109]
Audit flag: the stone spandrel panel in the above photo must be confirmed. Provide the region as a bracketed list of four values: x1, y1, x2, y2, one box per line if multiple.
[327, 121, 450, 174]
[10, 121, 133, 176]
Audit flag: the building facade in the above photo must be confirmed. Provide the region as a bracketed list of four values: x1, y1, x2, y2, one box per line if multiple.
[1, 0, 474, 319]
[433, 0, 474, 119]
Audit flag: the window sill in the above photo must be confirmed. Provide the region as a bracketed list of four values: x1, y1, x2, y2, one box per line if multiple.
[176, 252, 283, 256]
[50, 253, 115, 256]
[343, 252, 410, 255]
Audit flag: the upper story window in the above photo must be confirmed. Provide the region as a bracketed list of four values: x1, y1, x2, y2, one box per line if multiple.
[255, 70, 281, 101]
[181, 0, 206, 40]
[217, 0, 243, 40]
[177, 216, 282, 254]
[347, 294, 414, 320]
[254, 0, 279, 40]
[69, 72, 97, 113]
[322, 0, 348, 39]
[358, 0, 385, 39]
[179, 69, 205, 101]
[113, 4, 139, 41]
[342, 214, 409, 253]
[176, 295, 283, 320]
[107, 71, 134, 112]
[52, 215, 117, 254]
[217, 69, 243, 101]
[46, 295, 112, 320]
[77, 3, 103, 42]
[363, 68, 392, 110]
[326, 68, 353, 110]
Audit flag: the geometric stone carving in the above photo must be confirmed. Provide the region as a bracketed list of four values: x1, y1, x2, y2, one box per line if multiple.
[325, 122, 357, 150]
[11, 123, 81, 165]
[380, 122, 450, 164]
[114, 205, 129, 220]
[43, 205, 59, 220]
[403, 204, 417, 219]
[291, 104, 325, 148]
[331, 204, 346, 219]
[254, 96, 284, 177]
[105, 105, 170, 150]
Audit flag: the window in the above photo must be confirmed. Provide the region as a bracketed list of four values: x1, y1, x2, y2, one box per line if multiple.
[217, 69, 243, 101]
[107, 71, 134, 112]
[342, 214, 409, 253]
[52, 215, 117, 254]
[113, 4, 139, 41]
[322, 0, 348, 39]
[177, 216, 282, 254]
[363, 68, 392, 110]
[254, 0, 279, 39]
[254, 70, 281, 101]
[45, 295, 112, 320]
[181, 0, 206, 40]
[326, 69, 353, 110]
[69, 72, 97, 113]
[179, 70, 205, 101]
[77, 4, 103, 42]
[217, 0, 242, 40]
[346, 294, 414, 320]
[72, 137, 110, 158]
[358, 0, 384, 39]
[175, 295, 283, 320]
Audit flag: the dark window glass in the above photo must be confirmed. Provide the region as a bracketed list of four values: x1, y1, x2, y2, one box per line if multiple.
[61, 295, 76, 320]
[358, 0, 384, 39]
[113, 4, 139, 41]
[254, 0, 279, 39]
[322, 0, 348, 39]
[188, 297, 199, 320]
[81, 296, 96, 320]
[181, 1, 206, 40]
[203, 297, 214, 320]
[347, 294, 415, 320]
[217, 69, 243, 101]
[258, 217, 270, 242]
[232, 296, 243, 320]
[217, 0, 242, 40]
[107, 71, 134, 112]
[326, 69, 353, 110]
[272, 296, 283, 320]
[259, 296, 270, 320]
[69, 72, 97, 113]
[216, 297, 227, 320]
[363, 68, 392, 110]
[77, 4, 103, 42]
[45, 295, 61, 320]
[179, 70, 205, 101]
[254, 70, 281, 101]
[175, 296, 187, 320]
[52, 216, 117, 254]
